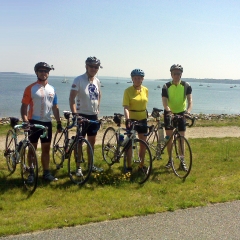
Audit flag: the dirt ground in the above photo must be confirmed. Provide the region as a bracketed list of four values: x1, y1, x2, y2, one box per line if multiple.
[1, 126, 240, 150]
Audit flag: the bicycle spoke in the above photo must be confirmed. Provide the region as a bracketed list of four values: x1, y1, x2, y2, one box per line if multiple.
[20, 143, 38, 194]
[68, 139, 93, 185]
[123, 139, 152, 184]
[170, 135, 192, 178]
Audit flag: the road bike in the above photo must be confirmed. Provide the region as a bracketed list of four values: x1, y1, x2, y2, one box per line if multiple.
[146, 108, 196, 179]
[4, 117, 48, 193]
[102, 113, 152, 184]
[52, 111, 101, 185]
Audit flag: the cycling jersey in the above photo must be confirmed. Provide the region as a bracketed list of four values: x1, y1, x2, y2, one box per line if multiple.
[21, 80, 58, 122]
[162, 81, 192, 113]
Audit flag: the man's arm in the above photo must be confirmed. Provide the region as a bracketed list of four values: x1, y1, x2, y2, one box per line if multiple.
[52, 104, 61, 122]
[186, 94, 193, 113]
[20, 103, 29, 122]
[162, 97, 171, 112]
[69, 90, 78, 113]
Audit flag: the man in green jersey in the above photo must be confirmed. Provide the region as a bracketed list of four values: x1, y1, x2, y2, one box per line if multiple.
[162, 64, 193, 170]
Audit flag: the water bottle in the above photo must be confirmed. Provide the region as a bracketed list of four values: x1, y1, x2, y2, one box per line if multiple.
[121, 135, 129, 147]
[66, 136, 74, 152]
[159, 127, 164, 142]
[119, 134, 124, 145]
[164, 135, 170, 142]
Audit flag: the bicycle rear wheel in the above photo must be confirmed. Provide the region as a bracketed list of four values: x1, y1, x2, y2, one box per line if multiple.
[146, 130, 159, 161]
[68, 138, 93, 185]
[102, 127, 118, 166]
[123, 139, 152, 184]
[20, 142, 38, 193]
[52, 130, 66, 169]
[170, 135, 192, 178]
[4, 129, 17, 173]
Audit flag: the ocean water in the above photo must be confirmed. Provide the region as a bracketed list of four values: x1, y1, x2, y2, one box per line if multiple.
[0, 72, 239, 119]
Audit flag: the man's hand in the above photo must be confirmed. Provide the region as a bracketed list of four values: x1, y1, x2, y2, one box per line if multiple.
[57, 122, 63, 132]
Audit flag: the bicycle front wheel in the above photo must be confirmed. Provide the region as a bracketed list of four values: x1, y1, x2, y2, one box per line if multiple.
[20, 142, 38, 193]
[102, 127, 118, 166]
[68, 138, 93, 185]
[4, 129, 17, 173]
[123, 139, 152, 184]
[52, 130, 66, 169]
[170, 135, 192, 179]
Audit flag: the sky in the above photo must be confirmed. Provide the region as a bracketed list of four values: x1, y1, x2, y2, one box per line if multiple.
[1, 0, 240, 79]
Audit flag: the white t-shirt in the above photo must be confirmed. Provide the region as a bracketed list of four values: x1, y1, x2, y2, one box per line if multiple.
[71, 73, 101, 115]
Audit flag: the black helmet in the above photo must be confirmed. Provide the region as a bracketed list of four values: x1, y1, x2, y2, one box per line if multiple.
[34, 62, 54, 73]
[170, 64, 183, 72]
[130, 69, 145, 77]
[85, 56, 102, 68]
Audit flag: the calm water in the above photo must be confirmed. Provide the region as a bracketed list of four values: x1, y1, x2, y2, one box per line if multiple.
[0, 73, 239, 118]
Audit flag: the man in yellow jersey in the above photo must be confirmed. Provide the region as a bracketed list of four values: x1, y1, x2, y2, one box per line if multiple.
[123, 69, 148, 173]
[162, 64, 193, 170]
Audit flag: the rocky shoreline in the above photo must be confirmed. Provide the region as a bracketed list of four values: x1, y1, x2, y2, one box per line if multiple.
[0, 113, 239, 125]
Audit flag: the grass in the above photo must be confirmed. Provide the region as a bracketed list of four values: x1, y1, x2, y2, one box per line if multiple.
[1, 134, 240, 236]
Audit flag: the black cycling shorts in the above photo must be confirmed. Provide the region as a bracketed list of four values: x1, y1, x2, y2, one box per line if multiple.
[79, 114, 99, 137]
[130, 119, 148, 134]
[28, 120, 52, 144]
[164, 111, 186, 132]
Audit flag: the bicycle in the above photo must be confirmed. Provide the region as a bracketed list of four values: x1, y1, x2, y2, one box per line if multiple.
[52, 111, 101, 185]
[146, 108, 196, 179]
[102, 113, 152, 184]
[4, 117, 48, 193]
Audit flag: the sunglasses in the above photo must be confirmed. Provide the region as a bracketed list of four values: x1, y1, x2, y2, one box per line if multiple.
[88, 65, 99, 70]
[173, 72, 181, 76]
[38, 69, 50, 73]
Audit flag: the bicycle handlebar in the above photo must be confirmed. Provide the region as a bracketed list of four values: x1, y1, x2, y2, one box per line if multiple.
[14, 123, 48, 138]
[67, 115, 101, 130]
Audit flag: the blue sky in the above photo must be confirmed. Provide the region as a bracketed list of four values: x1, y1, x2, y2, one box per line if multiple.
[1, 0, 240, 79]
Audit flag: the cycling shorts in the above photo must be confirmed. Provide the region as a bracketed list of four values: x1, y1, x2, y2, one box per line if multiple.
[130, 119, 148, 134]
[79, 114, 99, 137]
[164, 111, 186, 132]
[28, 120, 52, 144]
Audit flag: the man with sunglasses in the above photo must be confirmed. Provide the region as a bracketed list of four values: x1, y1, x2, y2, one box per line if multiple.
[69, 56, 103, 175]
[162, 64, 193, 170]
[21, 62, 62, 182]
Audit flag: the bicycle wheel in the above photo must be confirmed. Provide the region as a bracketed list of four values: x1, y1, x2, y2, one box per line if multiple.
[102, 127, 118, 165]
[68, 138, 93, 185]
[4, 129, 17, 173]
[123, 139, 152, 184]
[52, 130, 66, 169]
[20, 142, 38, 193]
[146, 130, 159, 161]
[170, 135, 192, 179]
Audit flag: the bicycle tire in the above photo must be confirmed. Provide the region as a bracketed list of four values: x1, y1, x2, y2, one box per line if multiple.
[52, 130, 66, 169]
[170, 135, 192, 179]
[102, 127, 118, 166]
[68, 138, 93, 185]
[4, 129, 17, 173]
[123, 138, 152, 184]
[20, 142, 38, 193]
[146, 130, 159, 161]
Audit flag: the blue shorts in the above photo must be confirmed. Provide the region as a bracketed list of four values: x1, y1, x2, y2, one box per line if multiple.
[164, 111, 186, 132]
[79, 114, 99, 137]
[29, 120, 52, 144]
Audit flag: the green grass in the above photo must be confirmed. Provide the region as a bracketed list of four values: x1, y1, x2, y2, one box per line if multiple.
[1, 137, 240, 236]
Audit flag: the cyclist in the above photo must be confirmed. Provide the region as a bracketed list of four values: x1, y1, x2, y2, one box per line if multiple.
[122, 69, 149, 173]
[162, 64, 193, 170]
[21, 62, 62, 182]
[69, 56, 103, 175]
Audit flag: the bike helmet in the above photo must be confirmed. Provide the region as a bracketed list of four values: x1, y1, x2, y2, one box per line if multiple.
[130, 69, 145, 77]
[85, 56, 102, 68]
[170, 64, 183, 72]
[34, 62, 54, 73]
